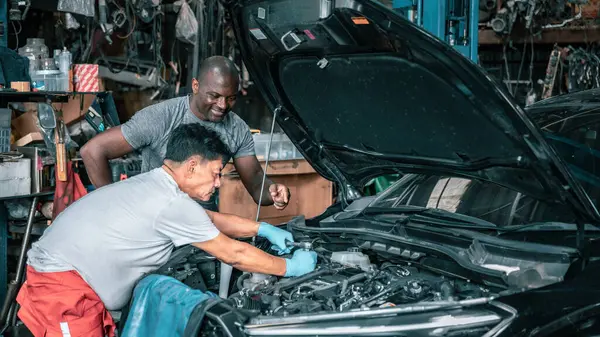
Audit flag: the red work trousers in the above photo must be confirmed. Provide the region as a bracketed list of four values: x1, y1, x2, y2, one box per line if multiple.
[16, 266, 116, 337]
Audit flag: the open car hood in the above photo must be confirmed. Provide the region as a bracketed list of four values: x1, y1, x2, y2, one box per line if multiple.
[225, 0, 598, 222]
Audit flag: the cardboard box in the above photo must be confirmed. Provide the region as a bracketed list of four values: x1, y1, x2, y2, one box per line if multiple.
[73, 64, 100, 92]
[17, 146, 45, 193]
[52, 93, 96, 125]
[0, 158, 32, 198]
[11, 110, 39, 140]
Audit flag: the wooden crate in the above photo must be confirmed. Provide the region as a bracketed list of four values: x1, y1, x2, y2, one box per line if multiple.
[218, 159, 333, 224]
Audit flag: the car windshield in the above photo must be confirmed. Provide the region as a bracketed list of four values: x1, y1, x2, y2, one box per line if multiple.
[538, 111, 600, 206]
[367, 174, 576, 227]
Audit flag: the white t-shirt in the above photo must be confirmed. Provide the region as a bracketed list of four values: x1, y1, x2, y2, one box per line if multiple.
[27, 168, 220, 310]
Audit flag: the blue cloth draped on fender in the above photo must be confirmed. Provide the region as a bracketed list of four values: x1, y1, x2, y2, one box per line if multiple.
[120, 274, 218, 337]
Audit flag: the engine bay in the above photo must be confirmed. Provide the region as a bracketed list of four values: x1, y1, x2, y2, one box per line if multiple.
[157, 215, 573, 322]
[227, 246, 493, 317]
[152, 212, 580, 336]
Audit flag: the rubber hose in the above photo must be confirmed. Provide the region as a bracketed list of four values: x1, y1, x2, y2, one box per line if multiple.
[236, 273, 251, 291]
[276, 268, 332, 291]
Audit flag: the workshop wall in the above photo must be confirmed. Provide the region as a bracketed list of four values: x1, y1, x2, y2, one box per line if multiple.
[478, 0, 600, 106]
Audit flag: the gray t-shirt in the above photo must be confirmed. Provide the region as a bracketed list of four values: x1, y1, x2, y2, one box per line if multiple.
[26, 168, 221, 310]
[121, 95, 256, 172]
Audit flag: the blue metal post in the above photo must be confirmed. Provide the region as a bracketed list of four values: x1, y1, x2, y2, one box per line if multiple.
[0, 0, 7, 48]
[393, 0, 478, 63]
[421, 0, 446, 41]
[468, 0, 479, 63]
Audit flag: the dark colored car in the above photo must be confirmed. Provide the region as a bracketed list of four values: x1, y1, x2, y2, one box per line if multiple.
[149, 1, 600, 336]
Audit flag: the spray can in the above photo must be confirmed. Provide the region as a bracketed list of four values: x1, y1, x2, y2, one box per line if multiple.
[58, 47, 72, 91]
[58, 47, 71, 73]
[53, 49, 61, 68]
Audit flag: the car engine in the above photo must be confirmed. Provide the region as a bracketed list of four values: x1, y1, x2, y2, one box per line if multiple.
[226, 246, 493, 317]
[152, 210, 578, 336]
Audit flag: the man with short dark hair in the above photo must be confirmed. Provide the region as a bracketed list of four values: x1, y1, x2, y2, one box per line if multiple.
[81, 56, 291, 212]
[16, 124, 316, 337]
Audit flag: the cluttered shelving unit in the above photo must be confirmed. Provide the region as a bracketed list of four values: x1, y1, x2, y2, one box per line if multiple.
[0, 90, 118, 332]
[475, 0, 600, 106]
[479, 26, 600, 45]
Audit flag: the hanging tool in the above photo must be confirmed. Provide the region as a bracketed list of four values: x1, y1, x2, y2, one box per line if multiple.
[55, 118, 67, 182]
[98, 0, 114, 44]
[9, 0, 30, 21]
[541, 47, 562, 99]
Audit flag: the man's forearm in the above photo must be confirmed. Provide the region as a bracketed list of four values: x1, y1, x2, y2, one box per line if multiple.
[251, 176, 274, 206]
[230, 240, 287, 276]
[193, 236, 287, 276]
[80, 149, 115, 188]
[205, 210, 260, 238]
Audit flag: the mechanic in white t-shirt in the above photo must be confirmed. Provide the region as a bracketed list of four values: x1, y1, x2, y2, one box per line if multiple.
[16, 123, 317, 337]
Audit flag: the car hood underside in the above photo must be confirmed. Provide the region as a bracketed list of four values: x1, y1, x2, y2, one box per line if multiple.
[225, 0, 599, 223]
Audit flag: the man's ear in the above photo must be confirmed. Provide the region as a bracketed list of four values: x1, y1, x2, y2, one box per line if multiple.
[192, 78, 199, 94]
[185, 158, 198, 178]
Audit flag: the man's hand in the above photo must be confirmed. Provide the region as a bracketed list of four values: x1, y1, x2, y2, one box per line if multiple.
[257, 222, 293, 255]
[269, 184, 291, 210]
[193, 234, 287, 277]
[285, 250, 318, 277]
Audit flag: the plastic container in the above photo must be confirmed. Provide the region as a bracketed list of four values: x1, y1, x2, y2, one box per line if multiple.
[331, 248, 374, 272]
[58, 47, 72, 74]
[18, 38, 49, 74]
[41, 58, 56, 70]
[253, 133, 303, 161]
[32, 38, 49, 58]
[0, 108, 10, 128]
[1, 109, 11, 152]
[31, 70, 68, 91]
[0, 127, 11, 153]
[0, 158, 31, 197]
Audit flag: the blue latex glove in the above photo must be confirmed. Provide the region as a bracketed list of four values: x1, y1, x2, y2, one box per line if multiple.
[257, 222, 294, 255]
[285, 250, 318, 277]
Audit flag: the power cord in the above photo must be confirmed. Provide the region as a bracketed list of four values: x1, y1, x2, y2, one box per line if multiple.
[11, 21, 21, 51]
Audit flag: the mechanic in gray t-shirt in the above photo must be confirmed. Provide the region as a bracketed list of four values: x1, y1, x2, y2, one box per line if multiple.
[81, 56, 290, 212]
[19, 125, 316, 333]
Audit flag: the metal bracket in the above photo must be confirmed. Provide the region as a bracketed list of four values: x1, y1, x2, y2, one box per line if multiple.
[112, 9, 127, 28]
[280, 31, 303, 51]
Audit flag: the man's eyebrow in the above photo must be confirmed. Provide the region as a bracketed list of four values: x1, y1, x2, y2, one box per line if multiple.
[207, 90, 237, 98]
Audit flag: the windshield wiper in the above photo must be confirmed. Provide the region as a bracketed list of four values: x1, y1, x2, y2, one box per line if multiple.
[362, 206, 498, 230]
[496, 222, 600, 236]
